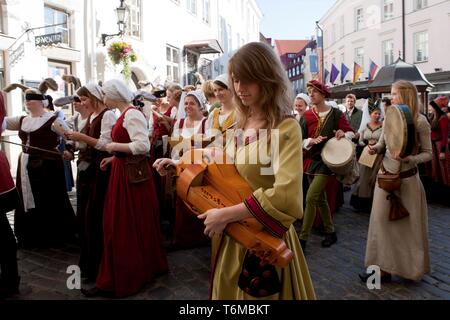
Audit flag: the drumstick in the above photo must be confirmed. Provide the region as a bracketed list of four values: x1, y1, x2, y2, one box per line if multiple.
[0, 139, 62, 155]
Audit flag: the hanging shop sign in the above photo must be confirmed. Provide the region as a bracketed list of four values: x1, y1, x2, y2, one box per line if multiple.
[35, 32, 63, 47]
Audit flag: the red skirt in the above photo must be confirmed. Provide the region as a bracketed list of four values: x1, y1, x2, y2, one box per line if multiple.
[172, 198, 210, 248]
[427, 141, 450, 187]
[96, 157, 168, 297]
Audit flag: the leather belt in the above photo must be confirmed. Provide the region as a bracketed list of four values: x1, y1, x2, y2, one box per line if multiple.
[399, 167, 418, 179]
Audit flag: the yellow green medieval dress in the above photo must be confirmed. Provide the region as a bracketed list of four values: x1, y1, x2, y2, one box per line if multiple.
[210, 118, 316, 300]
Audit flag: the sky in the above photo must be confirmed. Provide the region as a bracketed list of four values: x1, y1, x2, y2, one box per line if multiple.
[257, 0, 336, 40]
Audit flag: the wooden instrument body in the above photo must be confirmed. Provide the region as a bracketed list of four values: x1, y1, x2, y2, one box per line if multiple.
[176, 149, 293, 268]
[384, 104, 416, 158]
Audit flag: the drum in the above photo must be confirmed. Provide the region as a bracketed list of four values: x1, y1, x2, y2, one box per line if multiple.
[384, 104, 416, 158]
[321, 137, 355, 176]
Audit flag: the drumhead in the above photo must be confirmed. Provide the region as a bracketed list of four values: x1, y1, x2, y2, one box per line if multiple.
[385, 105, 415, 157]
[385, 106, 406, 156]
[321, 137, 354, 167]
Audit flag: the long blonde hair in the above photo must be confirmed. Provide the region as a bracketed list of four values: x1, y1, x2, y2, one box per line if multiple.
[228, 42, 294, 130]
[392, 80, 421, 127]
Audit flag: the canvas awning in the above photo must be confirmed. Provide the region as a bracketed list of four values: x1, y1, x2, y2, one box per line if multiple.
[368, 58, 434, 93]
[184, 39, 223, 54]
[329, 81, 371, 99]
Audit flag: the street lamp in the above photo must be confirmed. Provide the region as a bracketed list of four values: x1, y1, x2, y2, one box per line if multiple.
[101, 0, 128, 46]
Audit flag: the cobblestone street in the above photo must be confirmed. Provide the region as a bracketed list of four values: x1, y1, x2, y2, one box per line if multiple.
[6, 191, 450, 300]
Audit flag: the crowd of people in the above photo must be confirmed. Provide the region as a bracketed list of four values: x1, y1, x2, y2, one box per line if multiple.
[0, 40, 449, 300]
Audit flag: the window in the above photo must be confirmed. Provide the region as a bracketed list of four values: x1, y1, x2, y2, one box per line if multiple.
[187, 0, 197, 15]
[355, 7, 364, 31]
[202, 0, 210, 24]
[296, 66, 300, 75]
[0, 6, 3, 34]
[382, 39, 394, 66]
[340, 53, 345, 65]
[166, 45, 180, 83]
[219, 16, 226, 48]
[355, 47, 365, 72]
[414, 31, 428, 63]
[227, 24, 232, 52]
[127, 0, 141, 39]
[339, 16, 345, 39]
[414, 0, 428, 11]
[48, 60, 73, 117]
[331, 23, 336, 44]
[44, 6, 70, 46]
[383, 0, 394, 21]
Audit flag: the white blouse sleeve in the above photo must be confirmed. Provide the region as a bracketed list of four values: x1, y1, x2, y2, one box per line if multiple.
[170, 107, 178, 119]
[95, 110, 117, 151]
[172, 119, 181, 138]
[123, 109, 150, 155]
[4, 116, 22, 131]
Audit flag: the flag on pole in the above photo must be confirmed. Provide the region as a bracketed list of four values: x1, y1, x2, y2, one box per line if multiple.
[324, 68, 330, 84]
[368, 59, 379, 81]
[353, 62, 363, 84]
[330, 64, 340, 84]
[341, 63, 350, 83]
[310, 54, 318, 74]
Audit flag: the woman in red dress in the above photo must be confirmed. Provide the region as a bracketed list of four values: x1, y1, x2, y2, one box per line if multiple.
[82, 79, 168, 298]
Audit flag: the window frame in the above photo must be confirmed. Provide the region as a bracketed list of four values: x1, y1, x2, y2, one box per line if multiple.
[44, 5, 71, 47]
[187, 0, 198, 16]
[354, 47, 365, 72]
[355, 7, 364, 31]
[126, 0, 142, 39]
[166, 45, 181, 83]
[414, 0, 428, 11]
[382, 39, 394, 66]
[413, 31, 429, 63]
[383, 0, 394, 21]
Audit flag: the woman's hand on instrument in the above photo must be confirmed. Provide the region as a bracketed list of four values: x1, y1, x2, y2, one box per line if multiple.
[100, 157, 114, 171]
[439, 152, 446, 161]
[153, 158, 177, 176]
[198, 208, 228, 238]
[367, 145, 377, 155]
[334, 130, 345, 140]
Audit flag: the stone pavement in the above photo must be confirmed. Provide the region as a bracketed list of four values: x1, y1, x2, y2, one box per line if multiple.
[5, 191, 450, 300]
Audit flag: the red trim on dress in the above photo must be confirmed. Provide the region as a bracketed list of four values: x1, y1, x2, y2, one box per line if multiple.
[244, 195, 288, 238]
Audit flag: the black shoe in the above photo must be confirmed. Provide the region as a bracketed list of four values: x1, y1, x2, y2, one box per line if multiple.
[81, 286, 114, 298]
[300, 239, 307, 252]
[321, 232, 337, 248]
[359, 271, 392, 284]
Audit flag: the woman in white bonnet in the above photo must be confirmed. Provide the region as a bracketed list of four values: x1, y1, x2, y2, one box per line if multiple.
[294, 93, 310, 128]
[3, 87, 77, 249]
[82, 79, 168, 298]
[65, 83, 117, 282]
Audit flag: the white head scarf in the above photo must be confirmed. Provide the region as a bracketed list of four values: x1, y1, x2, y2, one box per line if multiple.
[84, 83, 104, 102]
[102, 79, 134, 103]
[186, 90, 208, 114]
[358, 98, 385, 134]
[296, 93, 311, 106]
